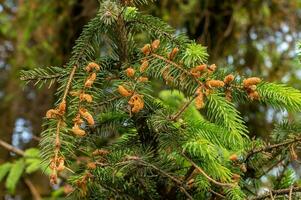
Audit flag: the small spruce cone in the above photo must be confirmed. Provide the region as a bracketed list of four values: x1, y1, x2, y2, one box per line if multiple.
[232, 174, 241, 182]
[84, 72, 97, 88]
[137, 76, 149, 83]
[249, 85, 257, 91]
[50, 159, 56, 170]
[85, 62, 100, 72]
[195, 93, 204, 109]
[225, 90, 232, 101]
[169, 47, 179, 60]
[243, 77, 261, 87]
[46, 109, 60, 119]
[240, 164, 247, 173]
[141, 44, 151, 55]
[208, 64, 217, 72]
[80, 93, 93, 103]
[151, 39, 160, 50]
[63, 185, 74, 194]
[248, 91, 260, 100]
[72, 124, 86, 136]
[224, 74, 235, 84]
[195, 87, 203, 95]
[125, 155, 140, 161]
[128, 94, 144, 113]
[195, 64, 207, 72]
[125, 67, 135, 77]
[87, 162, 97, 170]
[70, 91, 81, 96]
[92, 149, 110, 156]
[229, 154, 238, 161]
[122, 0, 133, 5]
[140, 60, 149, 72]
[56, 157, 65, 172]
[190, 68, 201, 78]
[118, 85, 132, 97]
[206, 80, 225, 88]
[50, 172, 58, 185]
[58, 100, 66, 114]
[73, 114, 84, 125]
[77, 178, 88, 196]
[205, 88, 211, 96]
[79, 108, 95, 125]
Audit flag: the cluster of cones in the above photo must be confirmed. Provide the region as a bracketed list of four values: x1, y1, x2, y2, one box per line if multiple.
[71, 62, 100, 136]
[118, 85, 144, 114]
[195, 72, 261, 109]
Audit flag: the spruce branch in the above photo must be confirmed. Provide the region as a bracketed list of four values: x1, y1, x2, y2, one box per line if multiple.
[22, 0, 301, 198]
[41, 13, 104, 184]
[245, 136, 301, 161]
[20, 66, 65, 87]
[96, 96, 121, 107]
[0, 139, 25, 156]
[116, 11, 129, 65]
[51, 65, 77, 181]
[257, 82, 301, 112]
[249, 186, 301, 200]
[129, 18, 180, 44]
[170, 94, 198, 121]
[62, 65, 77, 101]
[151, 53, 201, 84]
[256, 158, 285, 179]
[120, 157, 193, 200]
[181, 153, 234, 188]
[24, 178, 42, 200]
[126, 13, 188, 46]
[20, 72, 62, 82]
[209, 189, 226, 199]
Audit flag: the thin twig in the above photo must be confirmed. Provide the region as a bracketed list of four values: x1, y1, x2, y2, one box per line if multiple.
[20, 73, 63, 81]
[269, 191, 274, 200]
[96, 96, 121, 107]
[123, 158, 193, 200]
[53, 65, 77, 177]
[183, 166, 196, 182]
[62, 65, 77, 101]
[181, 153, 233, 188]
[32, 135, 41, 142]
[245, 137, 301, 161]
[289, 186, 293, 200]
[209, 189, 226, 199]
[171, 94, 198, 121]
[0, 139, 25, 156]
[126, 19, 181, 46]
[249, 187, 301, 200]
[24, 178, 41, 200]
[151, 53, 202, 84]
[256, 157, 285, 179]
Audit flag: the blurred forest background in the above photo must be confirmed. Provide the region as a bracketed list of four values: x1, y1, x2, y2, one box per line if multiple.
[1, 0, 301, 199]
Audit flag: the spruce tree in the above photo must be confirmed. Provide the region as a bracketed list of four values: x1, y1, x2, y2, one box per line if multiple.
[20, 0, 301, 199]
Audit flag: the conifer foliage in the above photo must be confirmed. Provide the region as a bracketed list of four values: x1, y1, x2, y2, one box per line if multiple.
[21, 0, 301, 199]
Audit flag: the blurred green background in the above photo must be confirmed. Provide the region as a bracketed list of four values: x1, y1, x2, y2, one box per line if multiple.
[1, 0, 301, 199]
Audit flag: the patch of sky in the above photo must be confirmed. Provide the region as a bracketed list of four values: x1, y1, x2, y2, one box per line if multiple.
[227, 55, 233, 65]
[250, 31, 257, 40]
[264, 57, 272, 69]
[281, 73, 290, 83]
[296, 69, 301, 79]
[12, 118, 33, 149]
